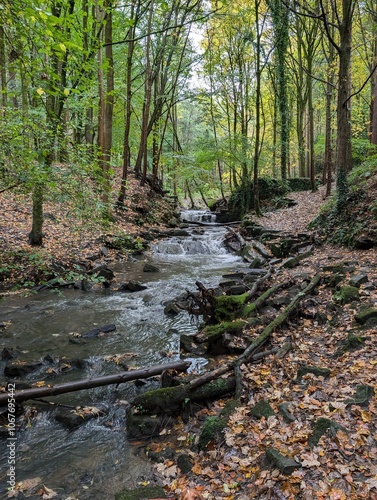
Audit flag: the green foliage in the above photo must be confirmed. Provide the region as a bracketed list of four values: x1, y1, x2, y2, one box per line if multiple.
[228, 176, 289, 219]
[287, 178, 314, 191]
[352, 139, 377, 166]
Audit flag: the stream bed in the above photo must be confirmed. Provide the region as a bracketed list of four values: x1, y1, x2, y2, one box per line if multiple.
[0, 212, 249, 499]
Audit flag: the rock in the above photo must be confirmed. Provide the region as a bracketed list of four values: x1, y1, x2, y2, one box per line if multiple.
[266, 448, 301, 475]
[126, 413, 164, 439]
[249, 400, 275, 419]
[82, 324, 116, 338]
[354, 235, 375, 249]
[354, 307, 377, 325]
[252, 241, 272, 259]
[118, 281, 148, 292]
[177, 454, 193, 474]
[55, 407, 101, 430]
[1, 347, 15, 361]
[345, 384, 375, 406]
[142, 263, 160, 273]
[278, 402, 295, 423]
[147, 446, 175, 463]
[4, 361, 42, 378]
[309, 418, 347, 447]
[163, 301, 181, 315]
[349, 273, 369, 288]
[198, 415, 227, 450]
[226, 285, 249, 295]
[296, 365, 331, 381]
[87, 264, 115, 281]
[333, 286, 360, 305]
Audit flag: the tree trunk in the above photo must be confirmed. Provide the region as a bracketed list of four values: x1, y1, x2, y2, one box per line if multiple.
[0, 25, 7, 110]
[29, 182, 44, 246]
[118, 5, 136, 205]
[335, 0, 354, 210]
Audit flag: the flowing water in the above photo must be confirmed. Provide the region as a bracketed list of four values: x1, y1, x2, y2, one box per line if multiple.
[0, 212, 248, 499]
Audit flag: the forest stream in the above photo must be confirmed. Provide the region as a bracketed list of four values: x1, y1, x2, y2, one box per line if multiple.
[0, 211, 249, 499]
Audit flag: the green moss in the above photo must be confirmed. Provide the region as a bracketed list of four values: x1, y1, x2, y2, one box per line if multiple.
[198, 416, 227, 450]
[333, 286, 360, 305]
[249, 400, 275, 419]
[355, 308, 377, 325]
[214, 293, 249, 321]
[201, 320, 245, 341]
[309, 418, 347, 447]
[115, 485, 166, 500]
[132, 386, 189, 414]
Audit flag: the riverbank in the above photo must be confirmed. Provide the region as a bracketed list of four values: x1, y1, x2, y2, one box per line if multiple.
[0, 175, 179, 293]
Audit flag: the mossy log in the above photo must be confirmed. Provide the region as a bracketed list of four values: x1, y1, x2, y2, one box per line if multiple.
[189, 273, 321, 390]
[132, 377, 236, 414]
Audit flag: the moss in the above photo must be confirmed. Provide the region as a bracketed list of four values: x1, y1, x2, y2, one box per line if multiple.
[132, 386, 189, 414]
[214, 293, 249, 321]
[200, 320, 245, 341]
[345, 385, 375, 406]
[249, 400, 275, 419]
[309, 418, 347, 447]
[333, 286, 360, 305]
[296, 365, 331, 381]
[198, 416, 227, 450]
[355, 308, 377, 325]
[115, 485, 166, 500]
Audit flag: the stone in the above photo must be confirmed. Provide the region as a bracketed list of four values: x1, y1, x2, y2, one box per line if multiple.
[118, 281, 148, 292]
[249, 400, 275, 419]
[333, 286, 360, 305]
[4, 361, 42, 378]
[87, 264, 114, 281]
[309, 418, 347, 447]
[349, 273, 369, 288]
[266, 448, 301, 475]
[354, 308, 377, 325]
[278, 402, 295, 423]
[82, 324, 116, 338]
[345, 384, 375, 406]
[142, 263, 160, 273]
[177, 454, 193, 474]
[296, 365, 331, 381]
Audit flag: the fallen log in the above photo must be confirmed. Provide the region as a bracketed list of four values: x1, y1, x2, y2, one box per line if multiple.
[0, 360, 191, 405]
[189, 273, 321, 389]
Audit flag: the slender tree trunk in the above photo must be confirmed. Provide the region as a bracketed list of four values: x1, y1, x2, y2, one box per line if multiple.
[253, 0, 262, 215]
[98, 2, 114, 207]
[335, 0, 354, 210]
[324, 38, 335, 197]
[371, 37, 377, 145]
[118, 4, 136, 205]
[0, 26, 7, 110]
[29, 182, 44, 246]
[136, 1, 154, 181]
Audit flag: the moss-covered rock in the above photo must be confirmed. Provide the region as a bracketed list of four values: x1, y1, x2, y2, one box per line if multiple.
[333, 286, 360, 305]
[195, 321, 245, 343]
[198, 415, 227, 450]
[265, 448, 301, 474]
[354, 308, 377, 325]
[296, 365, 331, 381]
[345, 384, 375, 406]
[249, 400, 275, 419]
[126, 413, 164, 439]
[309, 418, 347, 447]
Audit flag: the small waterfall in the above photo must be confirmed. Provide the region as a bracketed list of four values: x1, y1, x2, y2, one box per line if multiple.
[180, 209, 217, 224]
[153, 227, 228, 256]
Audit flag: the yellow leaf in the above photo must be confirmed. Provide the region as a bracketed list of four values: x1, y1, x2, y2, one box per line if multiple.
[59, 43, 66, 52]
[360, 410, 372, 423]
[34, 381, 46, 387]
[63, 88, 70, 96]
[36, 87, 45, 96]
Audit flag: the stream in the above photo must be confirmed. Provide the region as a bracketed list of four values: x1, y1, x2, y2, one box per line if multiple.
[0, 211, 249, 499]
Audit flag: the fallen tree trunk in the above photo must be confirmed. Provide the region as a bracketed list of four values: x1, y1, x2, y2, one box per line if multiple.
[0, 360, 191, 405]
[189, 273, 321, 390]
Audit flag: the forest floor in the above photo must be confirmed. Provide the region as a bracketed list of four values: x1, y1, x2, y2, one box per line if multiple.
[143, 185, 377, 500]
[1, 181, 377, 499]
